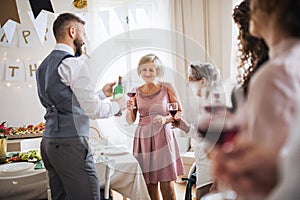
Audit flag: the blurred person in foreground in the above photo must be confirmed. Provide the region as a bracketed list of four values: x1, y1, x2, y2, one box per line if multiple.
[36, 13, 125, 200]
[125, 54, 184, 200]
[230, 0, 269, 113]
[212, 0, 300, 199]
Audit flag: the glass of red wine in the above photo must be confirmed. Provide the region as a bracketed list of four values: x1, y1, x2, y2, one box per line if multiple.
[197, 117, 240, 146]
[127, 88, 137, 110]
[167, 102, 178, 129]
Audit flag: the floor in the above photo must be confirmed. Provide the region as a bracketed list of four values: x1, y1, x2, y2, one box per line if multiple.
[111, 181, 196, 200]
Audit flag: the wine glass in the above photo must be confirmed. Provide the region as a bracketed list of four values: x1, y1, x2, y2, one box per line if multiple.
[167, 102, 178, 129]
[197, 115, 239, 200]
[202, 86, 226, 115]
[127, 88, 137, 110]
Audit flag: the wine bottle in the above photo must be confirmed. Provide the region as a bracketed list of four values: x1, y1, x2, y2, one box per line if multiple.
[113, 76, 124, 116]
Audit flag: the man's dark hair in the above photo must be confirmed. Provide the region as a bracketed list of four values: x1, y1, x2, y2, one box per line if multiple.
[53, 13, 85, 41]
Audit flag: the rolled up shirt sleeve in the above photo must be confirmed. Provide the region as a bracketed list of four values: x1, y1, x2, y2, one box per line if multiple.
[58, 55, 120, 119]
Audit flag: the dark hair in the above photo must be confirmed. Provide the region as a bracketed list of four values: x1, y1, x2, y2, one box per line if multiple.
[251, 0, 300, 38]
[53, 13, 85, 41]
[233, 0, 269, 96]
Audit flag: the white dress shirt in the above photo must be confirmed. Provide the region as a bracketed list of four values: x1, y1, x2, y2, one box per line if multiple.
[187, 126, 213, 188]
[55, 43, 119, 119]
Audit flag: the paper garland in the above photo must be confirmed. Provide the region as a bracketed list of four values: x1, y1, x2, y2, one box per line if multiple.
[0, 0, 20, 26]
[29, 0, 54, 19]
[0, 0, 153, 46]
[3, 59, 40, 82]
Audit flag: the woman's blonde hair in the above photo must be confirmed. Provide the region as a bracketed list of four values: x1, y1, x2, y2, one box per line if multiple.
[137, 54, 164, 77]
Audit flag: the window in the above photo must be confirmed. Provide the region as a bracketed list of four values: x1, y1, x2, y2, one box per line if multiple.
[86, 0, 172, 145]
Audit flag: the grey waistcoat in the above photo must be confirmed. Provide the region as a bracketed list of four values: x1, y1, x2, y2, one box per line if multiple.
[36, 50, 89, 138]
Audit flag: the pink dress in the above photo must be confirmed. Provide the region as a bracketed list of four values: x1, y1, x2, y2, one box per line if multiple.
[133, 83, 184, 184]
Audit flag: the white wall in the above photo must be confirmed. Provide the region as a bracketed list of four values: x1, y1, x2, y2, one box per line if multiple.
[0, 0, 88, 126]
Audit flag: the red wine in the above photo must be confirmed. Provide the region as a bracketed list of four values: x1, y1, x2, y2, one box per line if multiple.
[127, 92, 136, 98]
[198, 126, 239, 146]
[204, 105, 226, 114]
[169, 110, 177, 117]
[213, 93, 220, 99]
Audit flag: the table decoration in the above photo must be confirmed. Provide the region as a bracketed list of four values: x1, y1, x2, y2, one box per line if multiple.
[0, 122, 10, 164]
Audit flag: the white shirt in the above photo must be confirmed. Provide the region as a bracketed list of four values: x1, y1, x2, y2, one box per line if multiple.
[55, 43, 119, 119]
[187, 126, 213, 188]
[267, 105, 300, 200]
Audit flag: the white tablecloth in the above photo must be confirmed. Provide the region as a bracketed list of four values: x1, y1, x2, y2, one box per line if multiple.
[94, 148, 150, 200]
[0, 163, 47, 200]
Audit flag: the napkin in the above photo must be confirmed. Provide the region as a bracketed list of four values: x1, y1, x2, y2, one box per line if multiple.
[34, 161, 44, 169]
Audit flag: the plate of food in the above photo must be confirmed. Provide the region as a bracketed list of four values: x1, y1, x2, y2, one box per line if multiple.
[0, 162, 34, 173]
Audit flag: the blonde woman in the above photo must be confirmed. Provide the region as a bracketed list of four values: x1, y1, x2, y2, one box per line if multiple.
[126, 54, 184, 200]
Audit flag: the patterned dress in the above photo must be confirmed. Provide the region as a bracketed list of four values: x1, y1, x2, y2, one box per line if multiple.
[133, 83, 184, 184]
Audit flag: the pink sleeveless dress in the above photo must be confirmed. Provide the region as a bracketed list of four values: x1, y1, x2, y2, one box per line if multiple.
[133, 83, 184, 184]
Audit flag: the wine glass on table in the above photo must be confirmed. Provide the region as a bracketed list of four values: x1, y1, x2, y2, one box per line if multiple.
[167, 102, 178, 129]
[127, 88, 137, 110]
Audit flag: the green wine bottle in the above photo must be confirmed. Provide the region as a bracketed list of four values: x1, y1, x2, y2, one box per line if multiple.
[113, 76, 124, 116]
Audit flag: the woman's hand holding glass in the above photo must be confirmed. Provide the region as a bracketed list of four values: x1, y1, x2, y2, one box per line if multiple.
[127, 98, 136, 111]
[126, 88, 137, 110]
[167, 102, 178, 129]
[197, 112, 240, 200]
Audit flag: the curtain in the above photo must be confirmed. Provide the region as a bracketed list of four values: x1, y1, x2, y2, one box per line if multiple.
[169, 0, 233, 123]
[170, 0, 233, 82]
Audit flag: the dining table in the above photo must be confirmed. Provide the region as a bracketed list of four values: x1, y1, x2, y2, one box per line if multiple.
[0, 161, 48, 200]
[0, 144, 150, 200]
[93, 145, 151, 200]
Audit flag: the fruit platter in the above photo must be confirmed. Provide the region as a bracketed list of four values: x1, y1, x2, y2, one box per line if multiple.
[6, 149, 42, 163]
[8, 122, 45, 139]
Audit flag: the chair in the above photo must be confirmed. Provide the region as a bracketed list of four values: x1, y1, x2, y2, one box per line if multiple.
[89, 126, 111, 200]
[182, 162, 197, 200]
[89, 126, 108, 146]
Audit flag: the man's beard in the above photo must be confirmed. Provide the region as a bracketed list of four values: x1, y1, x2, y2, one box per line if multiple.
[74, 38, 84, 57]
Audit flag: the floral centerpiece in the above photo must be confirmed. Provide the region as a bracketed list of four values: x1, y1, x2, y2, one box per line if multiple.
[0, 121, 10, 139]
[0, 122, 10, 163]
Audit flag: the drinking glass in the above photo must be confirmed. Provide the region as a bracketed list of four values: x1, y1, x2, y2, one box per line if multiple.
[197, 114, 239, 200]
[167, 102, 178, 129]
[127, 88, 137, 109]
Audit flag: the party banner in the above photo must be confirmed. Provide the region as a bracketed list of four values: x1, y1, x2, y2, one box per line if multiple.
[128, 2, 137, 23]
[99, 10, 110, 34]
[113, 7, 126, 30]
[25, 60, 39, 81]
[0, 28, 12, 47]
[2, 20, 17, 44]
[5, 60, 25, 81]
[18, 28, 34, 47]
[29, 0, 54, 19]
[0, 0, 20, 26]
[140, 0, 150, 15]
[28, 11, 48, 45]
